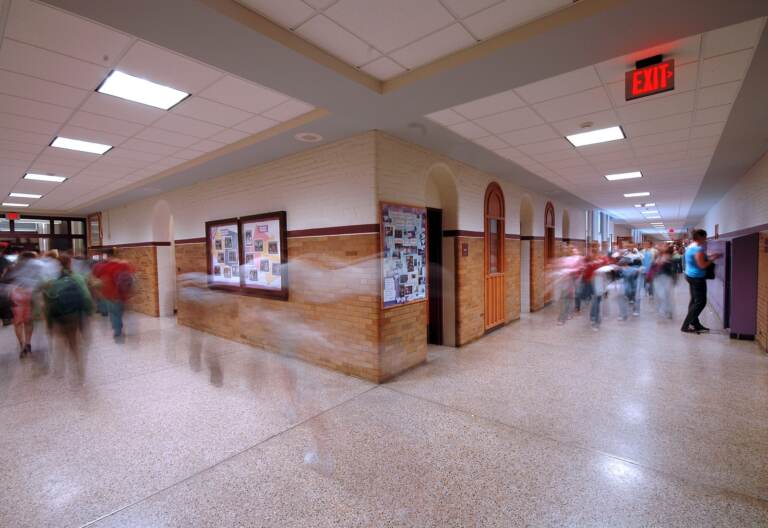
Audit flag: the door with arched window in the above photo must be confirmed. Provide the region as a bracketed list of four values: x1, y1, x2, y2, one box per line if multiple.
[484, 183, 505, 330]
[544, 202, 556, 304]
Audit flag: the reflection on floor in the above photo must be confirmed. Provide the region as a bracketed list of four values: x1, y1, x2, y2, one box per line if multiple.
[1, 281, 767, 527]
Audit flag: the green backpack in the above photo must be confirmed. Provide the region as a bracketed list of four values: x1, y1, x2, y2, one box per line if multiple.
[47, 274, 86, 318]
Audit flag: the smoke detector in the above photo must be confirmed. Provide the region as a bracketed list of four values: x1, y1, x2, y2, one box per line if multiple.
[294, 132, 323, 143]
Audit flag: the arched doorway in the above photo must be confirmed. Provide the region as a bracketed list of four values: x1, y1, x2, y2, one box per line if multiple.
[519, 195, 534, 313]
[484, 182, 505, 330]
[425, 163, 458, 346]
[544, 202, 555, 303]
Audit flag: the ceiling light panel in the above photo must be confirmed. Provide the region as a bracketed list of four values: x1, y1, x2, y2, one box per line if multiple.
[604, 171, 642, 181]
[641, 210, 659, 214]
[9, 192, 42, 199]
[565, 126, 625, 147]
[97, 70, 189, 110]
[51, 137, 112, 155]
[24, 173, 67, 183]
[2, 202, 29, 207]
[624, 192, 650, 197]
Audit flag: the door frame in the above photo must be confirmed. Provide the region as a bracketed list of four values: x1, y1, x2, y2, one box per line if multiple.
[484, 182, 505, 330]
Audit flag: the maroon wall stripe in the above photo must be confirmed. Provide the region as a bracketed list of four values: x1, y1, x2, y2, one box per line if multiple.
[174, 237, 206, 244]
[444, 230, 483, 238]
[287, 223, 379, 237]
[92, 241, 171, 249]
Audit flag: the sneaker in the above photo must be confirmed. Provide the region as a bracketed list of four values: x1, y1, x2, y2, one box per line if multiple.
[591, 324, 599, 332]
[694, 326, 710, 333]
[681, 326, 697, 333]
[632, 311, 640, 317]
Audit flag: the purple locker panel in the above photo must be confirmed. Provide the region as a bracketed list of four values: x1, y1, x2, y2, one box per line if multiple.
[729, 233, 759, 338]
[707, 240, 730, 328]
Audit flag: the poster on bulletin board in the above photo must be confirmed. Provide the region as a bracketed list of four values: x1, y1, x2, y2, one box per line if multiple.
[381, 202, 427, 308]
[239, 211, 287, 298]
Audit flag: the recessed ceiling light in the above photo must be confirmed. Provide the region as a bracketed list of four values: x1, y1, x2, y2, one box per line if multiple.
[2, 202, 29, 207]
[605, 171, 642, 181]
[24, 173, 67, 183]
[9, 192, 41, 199]
[644, 202, 655, 207]
[646, 215, 661, 219]
[565, 126, 625, 147]
[624, 192, 650, 197]
[294, 132, 323, 143]
[641, 210, 659, 214]
[97, 70, 189, 110]
[51, 137, 112, 155]
[633, 204, 642, 208]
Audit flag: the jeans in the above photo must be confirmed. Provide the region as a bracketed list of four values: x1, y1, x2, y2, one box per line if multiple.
[590, 294, 602, 325]
[108, 300, 125, 337]
[654, 274, 673, 318]
[682, 276, 707, 330]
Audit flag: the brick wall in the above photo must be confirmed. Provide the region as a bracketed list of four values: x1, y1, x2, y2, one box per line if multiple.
[455, 236, 484, 345]
[380, 301, 427, 381]
[115, 246, 159, 317]
[175, 234, 383, 381]
[505, 238, 521, 323]
[758, 231, 768, 352]
[530, 239, 546, 312]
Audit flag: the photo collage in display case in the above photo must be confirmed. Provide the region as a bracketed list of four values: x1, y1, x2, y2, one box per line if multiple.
[208, 222, 240, 285]
[241, 217, 282, 290]
[381, 202, 427, 308]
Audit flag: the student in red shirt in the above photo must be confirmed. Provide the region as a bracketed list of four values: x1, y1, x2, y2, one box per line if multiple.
[91, 249, 134, 340]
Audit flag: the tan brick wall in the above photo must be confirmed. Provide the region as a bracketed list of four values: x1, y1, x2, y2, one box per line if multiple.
[758, 231, 768, 352]
[455, 236, 484, 345]
[175, 235, 383, 381]
[115, 246, 159, 317]
[380, 301, 427, 381]
[530, 239, 546, 312]
[505, 238, 521, 323]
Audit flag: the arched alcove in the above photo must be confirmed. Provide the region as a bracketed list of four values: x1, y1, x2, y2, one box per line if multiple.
[519, 195, 534, 313]
[424, 163, 459, 346]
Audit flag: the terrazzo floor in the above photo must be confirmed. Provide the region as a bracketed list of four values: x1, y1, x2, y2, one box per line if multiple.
[1, 281, 767, 527]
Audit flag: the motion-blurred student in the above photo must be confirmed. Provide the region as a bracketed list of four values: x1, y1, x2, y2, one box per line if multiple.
[681, 229, 720, 333]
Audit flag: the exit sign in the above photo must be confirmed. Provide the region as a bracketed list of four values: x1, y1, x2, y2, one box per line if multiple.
[625, 59, 675, 101]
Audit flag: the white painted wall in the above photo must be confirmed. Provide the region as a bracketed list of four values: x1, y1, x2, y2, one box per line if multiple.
[156, 246, 175, 317]
[703, 152, 768, 235]
[520, 240, 531, 313]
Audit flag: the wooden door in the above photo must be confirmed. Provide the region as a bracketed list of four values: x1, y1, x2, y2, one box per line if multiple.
[544, 202, 556, 303]
[484, 183, 505, 330]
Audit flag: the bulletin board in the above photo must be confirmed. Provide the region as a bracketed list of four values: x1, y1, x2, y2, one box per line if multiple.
[205, 218, 241, 288]
[381, 202, 427, 308]
[239, 211, 288, 299]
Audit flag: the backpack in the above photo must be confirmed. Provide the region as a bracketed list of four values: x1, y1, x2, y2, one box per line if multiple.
[115, 269, 135, 297]
[47, 274, 86, 318]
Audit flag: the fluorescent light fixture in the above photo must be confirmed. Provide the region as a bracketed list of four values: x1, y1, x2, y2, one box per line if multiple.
[624, 192, 650, 197]
[2, 202, 29, 207]
[644, 203, 656, 207]
[9, 192, 41, 199]
[565, 126, 625, 147]
[24, 173, 67, 183]
[646, 215, 661, 219]
[97, 70, 189, 110]
[51, 136, 111, 155]
[634, 204, 643, 208]
[641, 210, 659, 214]
[605, 171, 642, 181]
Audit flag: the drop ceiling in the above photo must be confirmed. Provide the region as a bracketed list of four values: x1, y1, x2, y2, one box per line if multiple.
[425, 17, 766, 231]
[235, 0, 574, 80]
[0, 0, 315, 212]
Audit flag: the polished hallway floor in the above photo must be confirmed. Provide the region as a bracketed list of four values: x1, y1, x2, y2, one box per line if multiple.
[1, 282, 768, 527]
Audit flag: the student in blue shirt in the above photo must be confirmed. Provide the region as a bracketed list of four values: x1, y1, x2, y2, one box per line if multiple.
[681, 229, 720, 333]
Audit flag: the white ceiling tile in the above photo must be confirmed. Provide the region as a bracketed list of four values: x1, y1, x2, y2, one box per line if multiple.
[692, 104, 731, 126]
[326, 0, 454, 53]
[172, 97, 253, 128]
[691, 122, 724, 138]
[233, 115, 280, 134]
[235, 0, 315, 28]
[473, 106, 543, 134]
[120, 138, 180, 156]
[92, 155, 148, 170]
[26, 163, 81, 178]
[452, 89, 526, 120]
[550, 109, 620, 137]
[0, 39, 108, 90]
[696, 81, 741, 109]
[0, 113, 59, 136]
[199, 76, 289, 114]
[209, 129, 252, 144]
[303, 0, 337, 9]
[6, 0, 132, 65]
[517, 138, 572, 155]
[529, 148, 582, 163]
[172, 149, 207, 161]
[153, 114, 225, 139]
[688, 136, 720, 150]
[57, 125, 127, 148]
[295, 15, 381, 67]
[0, 126, 52, 146]
[595, 35, 701, 83]
[536, 87, 612, 123]
[81, 162, 135, 177]
[360, 57, 406, 80]
[0, 70, 88, 108]
[497, 124, 559, 146]
[516, 66, 601, 104]
[68, 111, 145, 137]
[472, 135, 508, 150]
[463, 0, 571, 40]
[630, 128, 690, 148]
[0, 93, 72, 123]
[633, 140, 689, 157]
[39, 146, 99, 163]
[81, 92, 165, 125]
[702, 18, 765, 59]
[547, 157, 591, 170]
[447, 121, 489, 139]
[699, 49, 752, 87]
[189, 140, 227, 153]
[441, 0, 502, 19]
[616, 91, 695, 123]
[623, 112, 692, 138]
[493, 146, 526, 161]
[425, 109, 466, 126]
[0, 148, 35, 163]
[116, 41, 223, 94]
[135, 128, 200, 148]
[576, 140, 630, 156]
[261, 99, 315, 121]
[390, 24, 476, 69]
[0, 139, 44, 155]
[107, 148, 164, 164]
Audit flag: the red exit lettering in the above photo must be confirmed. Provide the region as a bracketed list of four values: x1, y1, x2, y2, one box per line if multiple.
[625, 59, 675, 101]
